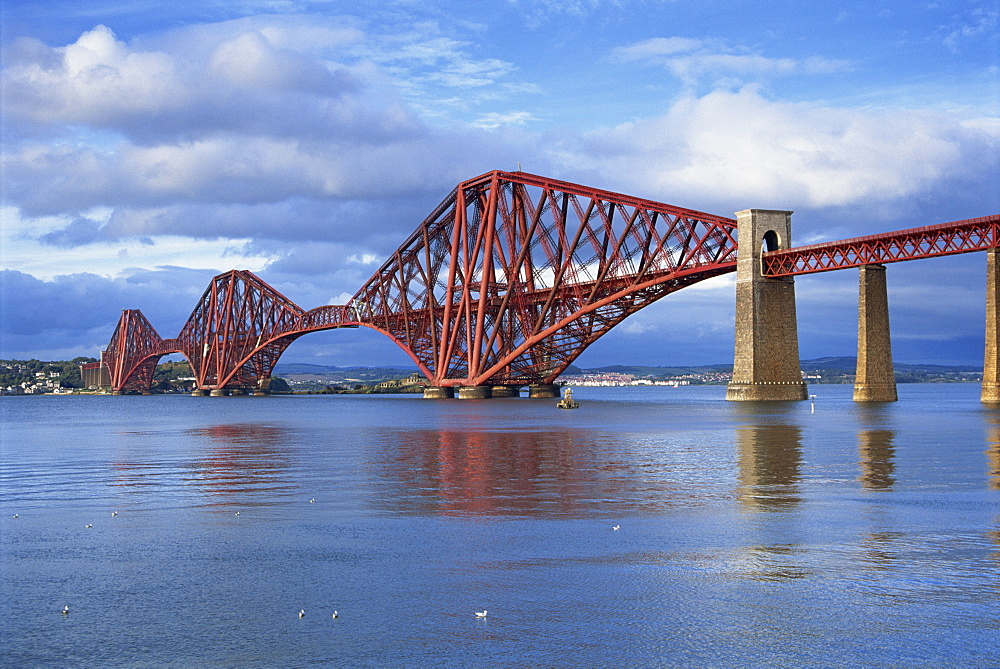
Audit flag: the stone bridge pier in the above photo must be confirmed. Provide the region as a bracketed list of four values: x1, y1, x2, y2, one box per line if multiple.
[984, 248, 1000, 403]
[726, 210, 809, 401]
[853, 264, 897, 402]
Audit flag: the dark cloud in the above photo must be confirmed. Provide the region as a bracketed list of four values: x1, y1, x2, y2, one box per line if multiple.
[37, 217, 106, 247]
[0, 267, 216, 344]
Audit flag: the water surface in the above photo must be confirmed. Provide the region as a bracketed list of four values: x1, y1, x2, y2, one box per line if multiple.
[2, 385, 998, 666]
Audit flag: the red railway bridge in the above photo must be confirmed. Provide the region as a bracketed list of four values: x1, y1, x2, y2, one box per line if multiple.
[85, 170, 999, 402]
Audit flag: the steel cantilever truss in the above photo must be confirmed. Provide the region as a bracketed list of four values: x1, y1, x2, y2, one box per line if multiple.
[352, 170, 739, 386]
[105, 309, 164, 393]
[100, 169, 997, 394]
[176, 270, 310, 389]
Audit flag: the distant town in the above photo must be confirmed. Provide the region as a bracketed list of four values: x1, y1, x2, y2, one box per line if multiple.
[0, 357, 984, 395]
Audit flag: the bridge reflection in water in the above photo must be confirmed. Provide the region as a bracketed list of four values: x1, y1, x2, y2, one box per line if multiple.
[987, 414, 1000, 491]
[110, 423, 297, 508]
[370, 418, 740, 517]
[733, 404, 803, 511]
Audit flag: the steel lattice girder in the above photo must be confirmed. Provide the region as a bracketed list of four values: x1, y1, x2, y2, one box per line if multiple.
[347, 170, 739, 386]
[105, 309, 164, 392]
[763, 215, 1000, 277]
[100, 170, 997, 394]
[175, 270, 307, 390]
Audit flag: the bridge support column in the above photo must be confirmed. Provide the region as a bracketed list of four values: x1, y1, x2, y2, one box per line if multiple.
[191, 389, 207, 397]
[423, 386, 455, 399]
[528, 384, 560, 399]
[490, 385, 521, 398]
[209, 389, 228, 397]
[457, 385, 492, 399]
[726, 209, 808, 402]
[854, 265, 897, 402]
[983, 248, 1000, 403]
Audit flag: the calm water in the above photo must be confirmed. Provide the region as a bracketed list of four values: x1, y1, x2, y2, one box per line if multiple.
[1, 385, 998, 667]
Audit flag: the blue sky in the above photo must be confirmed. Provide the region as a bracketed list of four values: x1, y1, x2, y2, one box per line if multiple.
[1, 0, 997, 369]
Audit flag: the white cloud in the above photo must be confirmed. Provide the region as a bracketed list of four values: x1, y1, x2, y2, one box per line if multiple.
[472, 110, 537, 129]
[0, 205, 274, 280]
[611, 36, 852, 87]
[942, 7, 998, 52]
[564, 86, 1000, 211]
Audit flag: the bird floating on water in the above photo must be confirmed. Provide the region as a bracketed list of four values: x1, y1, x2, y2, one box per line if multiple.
[298, 609, 305, 618]
[235, 511, 240, 517]
[84, 524, 93, 529]
[612, 524, 620, 531]
[475, 610, 487, 618]
[61, 605, 69, 615]
[332, 611, 339, 619]
[12, 514, 18, 519]
[111, 511, 118, 517]
[309, 499, 315, 503]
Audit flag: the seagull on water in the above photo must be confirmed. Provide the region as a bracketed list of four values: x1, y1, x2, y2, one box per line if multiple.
[61, 605, 69, 615]
[235, 511, 240, 517]
[111, 511, 118, 517]
[475, 610, 487, 618]
[612, 524, 620, 531]
[84, 524, 93, 529]
[309, 499, 315, 503]
[12, 514, 18, 519]
[332, 611, 339, 619]
[298, 609, 305, 618]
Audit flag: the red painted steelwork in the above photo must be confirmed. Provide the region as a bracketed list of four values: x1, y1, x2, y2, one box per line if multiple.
[763, 215, 1000, 277]
[104, 309, 164, 392]
[100, 169, 998, 394]
[174, 270, 309, 390]
[349, 171, 739, 386]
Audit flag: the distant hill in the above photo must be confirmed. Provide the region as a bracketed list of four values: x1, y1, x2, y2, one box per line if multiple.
[581, 363, 733, 376]
[274, 363, 418, 376]
[573, 357, 981, 376]
[799, 356, 981, 373]
[276, 358, 982, 379]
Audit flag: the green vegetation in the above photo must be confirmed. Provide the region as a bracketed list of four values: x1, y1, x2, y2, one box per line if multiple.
[0, 357, 96, 391]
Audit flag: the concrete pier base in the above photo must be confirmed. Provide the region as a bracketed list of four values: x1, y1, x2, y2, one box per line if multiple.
[984, 249, 1000, 403]
[230, 388, 246, 396]
[490, 385, 521, 398]
[854, 265, 897, 402]
[252, 390, 270, 397]
[209, 389, 227, 397]
[726, 209, 808, 402]
[112, 390, 123, 396]
[457, 385, 492, 399]
[191, 389, 208, 397]
[528, 384, 560, 399]
[726, 382, 810, 402]
[423, 386, 455, 399]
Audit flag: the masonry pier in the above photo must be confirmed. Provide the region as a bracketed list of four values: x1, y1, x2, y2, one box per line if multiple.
[528, 384, 560, 399]
[853, 265, 898, 402]
[423, 386, 455, 399]
[984, 248, 1000, 403]
[457, 385, 492, 399]
[423, 383, 546, 399]
[726, 210, 808, 401]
